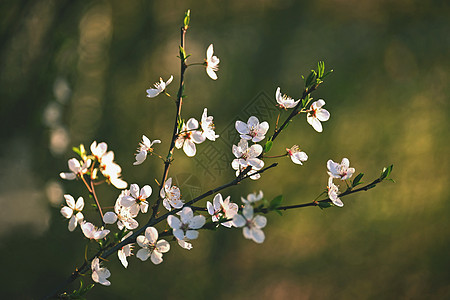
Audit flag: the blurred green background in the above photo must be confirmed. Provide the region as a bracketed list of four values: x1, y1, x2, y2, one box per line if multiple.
[1, 0, 449, 299]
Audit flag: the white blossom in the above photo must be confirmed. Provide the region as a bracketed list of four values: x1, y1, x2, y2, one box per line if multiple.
[103, 191, 139, 230]
[136, 227, 170, 265]
[327, 177, 343, 207]
[201, 108, 219, 141]
[235, 116, 269, 143]
[287, 145, 308, 165]
[99, 151, 127, 189]
[90, 141, 108, 161]
[60, 194, 84, 231]
[241, 190, 264, 205]
[120, 184, 152, 215]
[175, 118, 205, 157]
[327, 158, 355, 180]
[117, 231, 134, 268]
[275, 87, 300, 109]
[233, 205, 267, 243]
[160, 177, 184, 211]
[81, 222, 110, 240]
[146, 76, 173, 98]
[231, 139, 264, 180]
[59, 158, 91, 180]
[205, 44, 220, 80]
[167, 207, 205, 241]
[91, 257, 111, 286]
[134, 135, 161, 166]
[207, 193, 238, 228]
[306, 99, 330, 132]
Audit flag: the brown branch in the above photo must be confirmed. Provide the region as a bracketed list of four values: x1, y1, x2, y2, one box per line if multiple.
[150, 26, 188, 222]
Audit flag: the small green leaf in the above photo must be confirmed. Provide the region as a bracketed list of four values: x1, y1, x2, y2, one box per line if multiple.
[352, 173, 364, 187]
[318, 201, 332, 209]
[380, 164, 394, 180]
[305, 70, 316, 88]
[269, 195, 283, 210]
[317, 61, 325, 78]
[203, 221, 218, 230]
[183, 9, 191, 29]
[264, 139, 273, 153]
[179, 45, 186, 60]
[322, 69, 333, 79]
[281, 120, 291, 130]
[72, 146, 82, 157]
[301, 94, 310, 109]
[274, 209, 283, 216]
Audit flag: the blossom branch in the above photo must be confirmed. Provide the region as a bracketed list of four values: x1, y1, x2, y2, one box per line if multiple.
[80, 175, 104, 225]
[270, 84, 319, 143]
[256, 177, 384, 214]
[150, 26, 188, 222]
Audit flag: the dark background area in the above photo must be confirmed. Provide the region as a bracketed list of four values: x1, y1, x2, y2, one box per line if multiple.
[0, 0, 449, 299]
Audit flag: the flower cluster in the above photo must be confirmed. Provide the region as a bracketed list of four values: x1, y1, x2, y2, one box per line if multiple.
[326, 158, 356, 207]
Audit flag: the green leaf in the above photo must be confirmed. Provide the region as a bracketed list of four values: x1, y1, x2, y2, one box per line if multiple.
[72, 146, 82, 157]
[305, 70, 316, 88]
[269, 195, 283, 210]
[317, 61, 325, 78]
[274, 209, 283, 216]
[318, 201, 332, 210]
[322, 69, 333, 79]
[183, 9, 191, 29]
[380, 164, 394, 180]
[281, 119, 291, 130]
[264, 139, 273, 153]
[179, 45, 186, 61]
[352, 173, 364, 187]
[203, 221, 218, 230]
[301, 94, 310, 109]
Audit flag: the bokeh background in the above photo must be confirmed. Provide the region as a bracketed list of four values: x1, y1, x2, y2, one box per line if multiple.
[1, 0, 449, 299]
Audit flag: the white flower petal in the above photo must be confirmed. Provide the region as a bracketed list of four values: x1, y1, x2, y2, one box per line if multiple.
[103, 212, 118, 224]
[145, 227, 159, 244]
[136, 248, 151, 261]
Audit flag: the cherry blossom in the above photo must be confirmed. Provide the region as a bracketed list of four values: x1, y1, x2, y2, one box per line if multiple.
[117, 232, 134, 268]
[200, 108, 219, 141]
[175, 118, 205, 157]
[120, 184, 152, 215]
[134, 135, 161, 166]
[146, 76, 173, 98]
[327, 177, 343, 207]
[233, 205, 267, 244]
[205, 44, 220, 80]
[160, 177, 184, 211]
[287, 145, 308, 165]
[241, 190, 264, 205]
[306, 99, 330, 132]
[235, 116, 269, 143]
[275, 87, 300, 109]
[207, 193, 238, 228]
[90, 141, 108, 161]
[167, 207, 205, 241]
[136, 227, 170, 265]
[99, 151, 127, 189]
[231, 139, 264, 180]
[60, 194, 84, 231]
[103, 191, 139, 230]
[327, 158, 355, 180]
[81, 221, 110, 240]
[91, 257, 111, 286]
[59, 158, 91, 180]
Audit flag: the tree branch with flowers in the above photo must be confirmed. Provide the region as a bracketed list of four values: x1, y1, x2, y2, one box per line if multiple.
[44, 9, 394, 299]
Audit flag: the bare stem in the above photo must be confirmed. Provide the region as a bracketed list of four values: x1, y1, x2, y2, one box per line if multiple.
[150, 26, 188, 222]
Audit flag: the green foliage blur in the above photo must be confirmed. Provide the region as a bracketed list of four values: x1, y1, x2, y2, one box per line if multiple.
[0, 0, 449, 299]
